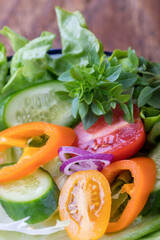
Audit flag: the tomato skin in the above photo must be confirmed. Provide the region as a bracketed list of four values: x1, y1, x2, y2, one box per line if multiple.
[73, 111, 146, 161]
[58, 170, 111, 240]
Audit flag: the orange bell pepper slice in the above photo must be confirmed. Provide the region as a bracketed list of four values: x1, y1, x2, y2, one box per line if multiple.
[102, 157, 156, 232]
[0, 122, 75, 182]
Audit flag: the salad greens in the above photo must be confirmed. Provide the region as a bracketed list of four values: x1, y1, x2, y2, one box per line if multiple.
[0, 7, 160, 131]
[0, 5, 159, 240]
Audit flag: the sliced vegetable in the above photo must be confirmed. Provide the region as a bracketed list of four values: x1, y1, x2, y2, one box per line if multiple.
[0, 122, 75, 182]
[74, 107, 145, 161]
[102, 157, 156, 232]
[0, 168, 59, 224]
[58, 146, 91, 161]
[58, 146, 113, 175]
[58, 170, 111, 240]
[0, 81, 76, 131]
[60, 153, 113, 175]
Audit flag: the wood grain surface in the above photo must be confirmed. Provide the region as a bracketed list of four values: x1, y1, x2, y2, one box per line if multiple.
[0, 0, 160, 61]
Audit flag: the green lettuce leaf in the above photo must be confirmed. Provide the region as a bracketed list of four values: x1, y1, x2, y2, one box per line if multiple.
[48, 7, 103, 75]
[0, 26, 29, 52]
[0, 203, 69, 239]
[0, 42, 8, 89]
[1, 31, 56, 98]
[10, 31, 55, 75]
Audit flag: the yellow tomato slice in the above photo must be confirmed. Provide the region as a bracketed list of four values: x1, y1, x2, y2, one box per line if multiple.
[58, 170, 111, 240]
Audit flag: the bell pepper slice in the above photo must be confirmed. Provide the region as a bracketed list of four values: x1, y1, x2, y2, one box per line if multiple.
[101, 157, 156, 232]
[0, 122, 75, 182]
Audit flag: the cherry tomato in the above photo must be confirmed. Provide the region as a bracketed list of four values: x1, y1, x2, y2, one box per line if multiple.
[58, 170, 111, 240]
[73, 107, 145, 161]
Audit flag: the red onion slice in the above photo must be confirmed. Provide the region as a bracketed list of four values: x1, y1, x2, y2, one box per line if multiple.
[60, 153, 113, 175]
[58, 146, 90, 162]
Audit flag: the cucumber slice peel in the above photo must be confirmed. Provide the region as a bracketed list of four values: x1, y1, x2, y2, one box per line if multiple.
[0, 168, 59, 224]
[0, 81, 76, 130]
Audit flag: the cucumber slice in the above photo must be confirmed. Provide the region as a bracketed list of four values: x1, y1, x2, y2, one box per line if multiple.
[0, 81, 75, 130]
[0, 168, 59, 224]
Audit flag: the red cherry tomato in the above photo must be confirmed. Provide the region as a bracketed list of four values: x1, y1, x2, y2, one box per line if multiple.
[73, 108, 145, 161]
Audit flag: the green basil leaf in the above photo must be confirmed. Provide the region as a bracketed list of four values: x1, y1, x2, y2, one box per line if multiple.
[117, 72, 138, 88]
[110, 56, 118, 67]
[64, 81, 78, 93]
[58, 70, 73, 82]
[72, 97, 79, 118]
[79, 101, 88, 118]
[102, 101, 111, 113]
[104, 110, 113, 125]
[82, 110, 99, 130]
[127, 100, 134, 122]
[83, 92, 93, 105]
[148, 88, 160, 109]
[70, 67, 84, 81]
[128, 47, 139, 69]
[91, 99, 106, 115]
[138, 86, 160, 108]
[119, 103, 132, 122]
[146, 61, 160, 75]
[110, 101, 117, 109]
[116, 94, 130, 103]
[105, 65, 122, 82]
[109, 84, 123, 97]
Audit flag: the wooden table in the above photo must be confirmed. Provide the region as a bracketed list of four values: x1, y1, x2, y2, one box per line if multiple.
[0, 0, 160, 62]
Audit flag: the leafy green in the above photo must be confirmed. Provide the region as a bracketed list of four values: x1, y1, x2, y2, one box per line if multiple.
[48, 7, 103, 75]
[138, 86, 160, 108]
[140, 107, 160, 132]
[10, 31, 55, 75]
[0, 203, 69, 239]
[109, 47, 139, 73]
[0, 32, 55, 98]
[0, 26, 29, 52]
[58, 49, 135, 129]
[148, 122, 160, 144]
[118, 72, 138, 88]
[0, 42, 8, 89]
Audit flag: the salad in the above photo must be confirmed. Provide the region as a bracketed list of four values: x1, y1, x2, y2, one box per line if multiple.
[0, 5, 159, 240]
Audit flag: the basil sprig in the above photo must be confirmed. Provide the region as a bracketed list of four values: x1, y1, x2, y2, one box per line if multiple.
[58, 47, 160, 129]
